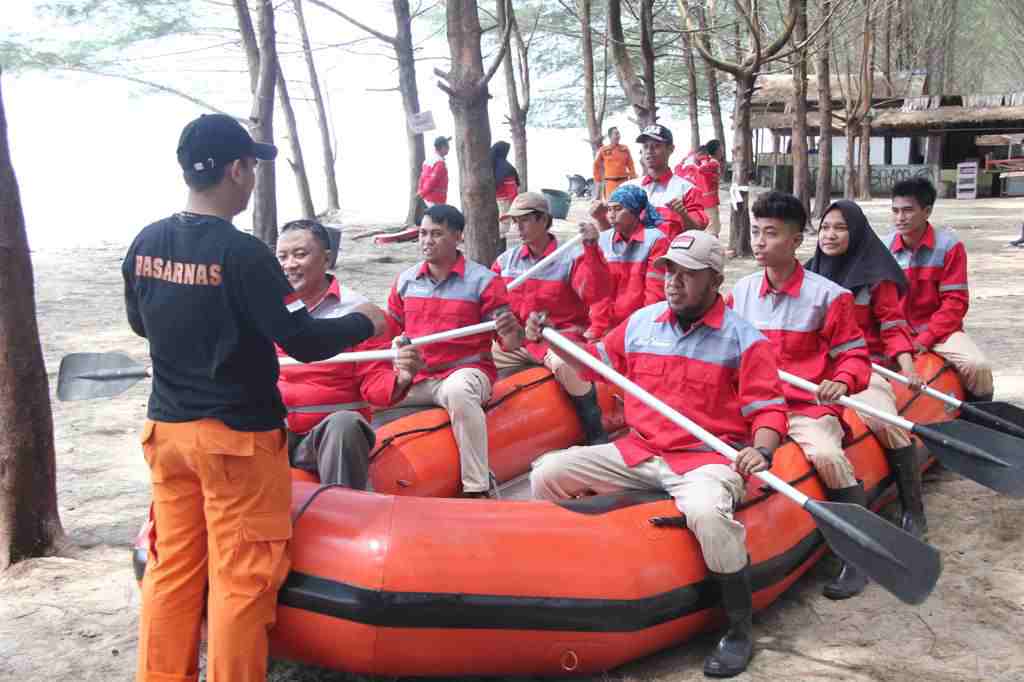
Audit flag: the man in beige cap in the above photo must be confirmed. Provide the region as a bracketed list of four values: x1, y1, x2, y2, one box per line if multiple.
[526, 230, 788, 679]
[491, 192, 613, 444]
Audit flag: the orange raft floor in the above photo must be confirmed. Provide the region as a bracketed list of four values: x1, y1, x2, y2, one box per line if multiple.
[133, 354, 963, 678]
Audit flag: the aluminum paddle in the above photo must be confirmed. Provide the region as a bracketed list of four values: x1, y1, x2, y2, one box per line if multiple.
[543, 328, 941, 606]
[779, 370, 1024, 498]
[872, 362, 1024, 441]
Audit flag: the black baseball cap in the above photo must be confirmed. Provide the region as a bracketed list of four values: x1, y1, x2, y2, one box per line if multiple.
[434, 135, 452, 148]
[177, 113, 278, 175]
[636, 124, 674, 145]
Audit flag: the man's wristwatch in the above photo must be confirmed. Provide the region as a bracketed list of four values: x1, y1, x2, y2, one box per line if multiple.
[755, 446, 774, 465]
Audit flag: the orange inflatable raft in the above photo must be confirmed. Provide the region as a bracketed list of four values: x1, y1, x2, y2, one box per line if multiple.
[133, 354, 961, 677]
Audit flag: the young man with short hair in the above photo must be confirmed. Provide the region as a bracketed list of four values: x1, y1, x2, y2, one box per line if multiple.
[528, 230, 787, 678]
[885, 177, 994, 401]
[125, 114, 388, 682]
[387, 204, 524, 497]
[417, 135, 450, 207]
[728, 191, 872, 601]
[621, 124, 708, 239]
[593, 126, 637, 199]
[491, 192, 612, 444]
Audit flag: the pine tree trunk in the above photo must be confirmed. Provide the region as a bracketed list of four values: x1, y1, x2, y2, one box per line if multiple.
[498, 0, 528, 191]
[394, 0, 426, 226]
[695, 6, 727, 146]
[444, 0, 500, 266]
[857, 1, 874, 199]
[251, 0, 278, 246]
[730, 72, 755, 258]
[640, 0, 657, 123]
[845, 126, 858, 198]
[0, 73, 65, 570]
[814, 0, 833, 217]
[681, 24, 701, 150]
[790, 0, 810, 222]
[608, 0, 653, 126]
[580, 0, 604, 154]
[293, 0, 340, 213]
[276, 62, 315, 220]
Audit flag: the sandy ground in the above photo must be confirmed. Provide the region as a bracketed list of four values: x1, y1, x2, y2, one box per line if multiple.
[2, 195, 1024, 682]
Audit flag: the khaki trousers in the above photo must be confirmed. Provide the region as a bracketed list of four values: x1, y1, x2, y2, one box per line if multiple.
[706, 205, 722, 237]
[137, 419, 291, 682]
[853, 373, 912, 449]
[397, 368, 493, 493]
[530, 444, 748, 573]
[932, 331, 994, 398]
[788, 414, 857, 490]
[492, 343, 592, 397]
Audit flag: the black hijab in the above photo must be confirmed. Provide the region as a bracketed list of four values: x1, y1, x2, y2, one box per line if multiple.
[491, 141, 519, 184]
[805, 200, 908, 296]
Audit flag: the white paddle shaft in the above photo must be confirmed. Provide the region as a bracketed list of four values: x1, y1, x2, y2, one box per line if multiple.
[285, 234, 583, 366]
[872, 362, 962, 410]
[543, 328, 811, 507]
[778, 370, 916, 431]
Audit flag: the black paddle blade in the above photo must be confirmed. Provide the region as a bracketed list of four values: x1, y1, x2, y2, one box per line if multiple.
[805, 499, 941, 605]
[960, 401, 1024, 441]
[57, 352, 149, 401]
[914, 420, 1024, 498]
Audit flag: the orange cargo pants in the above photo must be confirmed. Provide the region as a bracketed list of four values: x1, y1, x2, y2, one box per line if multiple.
[137, 418, 292, 682]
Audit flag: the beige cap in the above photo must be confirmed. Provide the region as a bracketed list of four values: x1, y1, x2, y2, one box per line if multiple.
[655, 231, 725, 273]
[499, 191, 551, 220]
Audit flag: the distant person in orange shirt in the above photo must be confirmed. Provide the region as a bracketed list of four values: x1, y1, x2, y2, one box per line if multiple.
[593, 126, 637, 199]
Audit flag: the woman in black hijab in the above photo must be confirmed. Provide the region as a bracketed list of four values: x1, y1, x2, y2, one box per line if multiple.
[807, 199, 927, 537]
[492, 141, 521, 245]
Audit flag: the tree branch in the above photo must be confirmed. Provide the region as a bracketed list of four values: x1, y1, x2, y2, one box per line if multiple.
[479, 0, 515, 89]
[61, 66, 238, 118]
[305, 0, 397, 45]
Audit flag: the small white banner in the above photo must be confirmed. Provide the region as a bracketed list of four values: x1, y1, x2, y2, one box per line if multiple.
[408, 111, 436, 135]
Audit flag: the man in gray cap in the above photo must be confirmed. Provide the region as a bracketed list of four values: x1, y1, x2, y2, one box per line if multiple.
[527, 230, 787, 678]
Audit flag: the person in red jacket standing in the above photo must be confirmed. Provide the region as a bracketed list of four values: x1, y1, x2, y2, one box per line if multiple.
[492, 192, 612, 444]
[806, 201, 927, 537]
[698, 140, 724, 237]
[275, 220, 423, 488]
[388, 204, 524, 497]
[884, 177, 994, 402]
[620, 124, 707, 239]
[585, 184, 671, 339]
[728, 192, 872, 601]
[528, 230, 787, 678]
[417, 135, 450, 207]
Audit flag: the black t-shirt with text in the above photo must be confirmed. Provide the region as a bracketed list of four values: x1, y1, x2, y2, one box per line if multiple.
[122, 213, 370, 431]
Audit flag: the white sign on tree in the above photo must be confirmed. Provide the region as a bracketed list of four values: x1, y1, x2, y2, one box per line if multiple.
[408, 111, 436, 135]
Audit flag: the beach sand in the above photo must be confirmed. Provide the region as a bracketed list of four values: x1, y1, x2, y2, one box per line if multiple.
[2, 196, 1023, 681]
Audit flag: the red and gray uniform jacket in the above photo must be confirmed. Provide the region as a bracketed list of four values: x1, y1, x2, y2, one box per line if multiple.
[851, 281, 914, 365]
[417, 155, 448, 204]
[387, 253, 511, 385]
[728, 263, 871, 421]
[623, 172, 708, 240]
[492, 237, 610, 361]
[587, 227, 669, 339]
[578, 297, 787, 474]
[883, 223, 969, 349]
[276, 278, 397, 434]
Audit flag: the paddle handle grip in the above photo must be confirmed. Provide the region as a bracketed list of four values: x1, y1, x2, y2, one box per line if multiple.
[778, 370, 916, 432]
[871, 363, 962, 410]
[279, 320, 499, 367]
[543, 328, 811, 507]
[507, 234, 584, 290]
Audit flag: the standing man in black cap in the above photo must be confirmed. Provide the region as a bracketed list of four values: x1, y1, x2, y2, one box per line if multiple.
[124, 113, 389, 682]
[418, 135, 451, 208]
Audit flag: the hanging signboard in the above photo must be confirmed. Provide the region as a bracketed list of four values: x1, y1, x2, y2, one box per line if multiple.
[408, 111, 436, 135]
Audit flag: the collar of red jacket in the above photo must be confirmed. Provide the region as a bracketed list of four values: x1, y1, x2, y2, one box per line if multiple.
[656, 295, 726, 330]
[642, 170, 673, 186]
[890, 222, 936, 252]
[612, 225, 646, 244]
[417, 252, 466, 280]
[759, 260, 805, 298]
[519, 235, 557, 260]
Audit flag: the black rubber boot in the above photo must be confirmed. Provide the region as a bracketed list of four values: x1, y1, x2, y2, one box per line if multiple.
[570, 385, 610, 445]
[703, 563, 754, 678]
[822, 483, 870, 600]
[886, 444, 927, 538]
